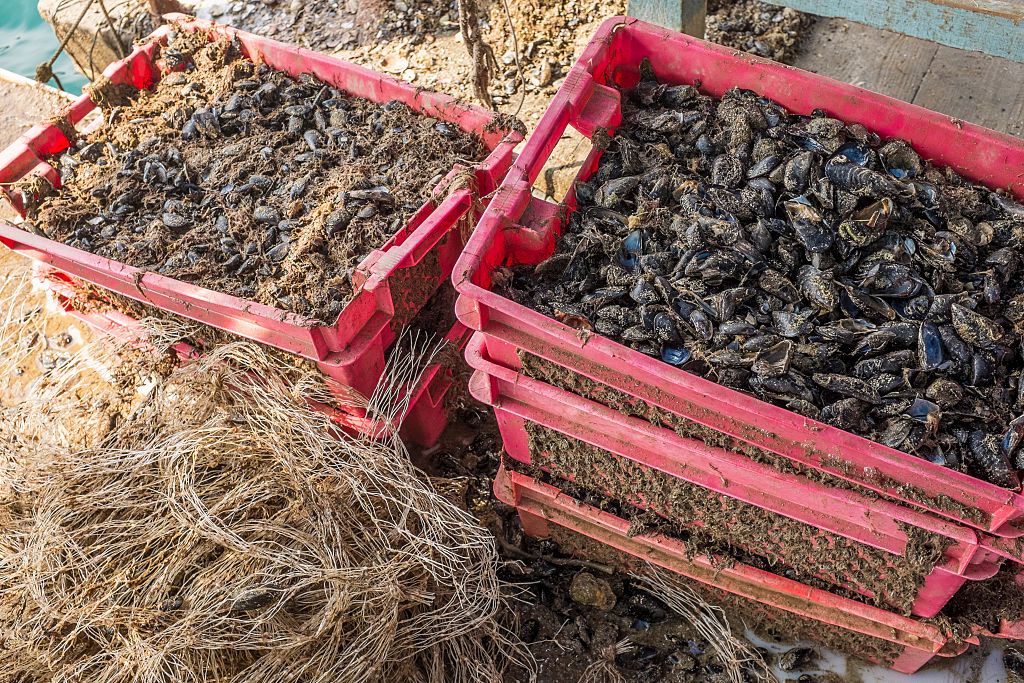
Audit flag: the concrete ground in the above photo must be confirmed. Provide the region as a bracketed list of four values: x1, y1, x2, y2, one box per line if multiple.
[0, 69, 69, 149]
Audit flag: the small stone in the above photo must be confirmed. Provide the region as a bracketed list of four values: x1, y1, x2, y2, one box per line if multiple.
[253, 206, 280, 224]
[501, 50, 516, 65]
[569, 571, 616, 610]
[401, 69, 417, 83]
[538, 60, 554, 87]
[382, 55, 409, 74]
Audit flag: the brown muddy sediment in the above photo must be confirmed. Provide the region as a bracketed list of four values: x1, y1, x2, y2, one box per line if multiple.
[943, 565, 1024, 634]
[518, 349, 990, 527]
[523, 422, 951, 616]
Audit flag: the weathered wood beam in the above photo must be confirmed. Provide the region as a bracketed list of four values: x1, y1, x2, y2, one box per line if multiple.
[627, 0, 707, 36]
[763, 0, 1024, 62]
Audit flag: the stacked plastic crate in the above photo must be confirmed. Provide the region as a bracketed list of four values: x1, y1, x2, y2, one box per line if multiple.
[0, 16, 521, 446]
[453, 17, 1024, 671]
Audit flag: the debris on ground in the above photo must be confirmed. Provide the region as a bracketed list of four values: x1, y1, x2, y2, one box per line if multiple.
[185, 0, 813, 130]
[706, 0, 811, 62]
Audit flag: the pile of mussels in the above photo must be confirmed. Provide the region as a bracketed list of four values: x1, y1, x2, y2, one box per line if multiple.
[26, 35, 484, 324]
[510, 62, 1024, 487]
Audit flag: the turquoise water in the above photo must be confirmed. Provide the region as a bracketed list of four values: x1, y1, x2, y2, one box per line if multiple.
[0, 0, 88, 93]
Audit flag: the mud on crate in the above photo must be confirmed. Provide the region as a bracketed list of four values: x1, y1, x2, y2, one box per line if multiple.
[493, 465, 975, 675]
[40, 266, 467, 448]
[467, 330, 1024, 622]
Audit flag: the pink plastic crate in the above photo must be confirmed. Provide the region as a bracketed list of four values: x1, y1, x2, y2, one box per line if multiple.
[0, 15, 520, 400]
[466, 332, 1012, 618]
[494, 466, 976, 674]
[454, 16, 1024, 537]
[40, 267, 466, 447]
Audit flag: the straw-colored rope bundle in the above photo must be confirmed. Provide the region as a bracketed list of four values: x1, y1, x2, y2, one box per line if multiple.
[0, 288, 529, 683]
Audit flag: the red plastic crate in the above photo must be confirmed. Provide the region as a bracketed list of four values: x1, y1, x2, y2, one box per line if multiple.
[494, 465, 976, 674]
[39, 266, 466, 447]
[454, 16, 1024, 538]
[466, 332, 1014, 619]
[0, 15, 520, 400]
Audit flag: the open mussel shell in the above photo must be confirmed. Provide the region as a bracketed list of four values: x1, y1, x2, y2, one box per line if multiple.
[661, 346, 693, 366]
[752, 340, 792, 377]
[918, 322, 946, 370]
[879, 139, 924, 179]
[838, 198, 893, 246]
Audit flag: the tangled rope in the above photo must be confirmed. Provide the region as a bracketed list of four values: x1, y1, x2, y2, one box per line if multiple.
[457, 0, 497, 109]
[35, 0, 96, 90]
[36, 0, 143, 89]
[0, 296, 534, 682]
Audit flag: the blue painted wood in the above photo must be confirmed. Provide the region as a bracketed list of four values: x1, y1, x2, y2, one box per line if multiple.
[627, 0, 707, 36]
[763, 0, 1024, 62]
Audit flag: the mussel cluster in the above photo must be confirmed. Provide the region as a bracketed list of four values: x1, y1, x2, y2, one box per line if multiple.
[27, 34, 485, 324]
[510, 61, 1024, 487]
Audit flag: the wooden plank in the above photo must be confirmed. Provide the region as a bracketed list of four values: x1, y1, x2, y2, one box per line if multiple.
[789, 19, 940, 104]
[763, 0, 1024, 62]
[790, 18, 1024, 139]
[0, 68, 74, 151]
[911, 44, 1024, 137]
[627, 0, 707, 36]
